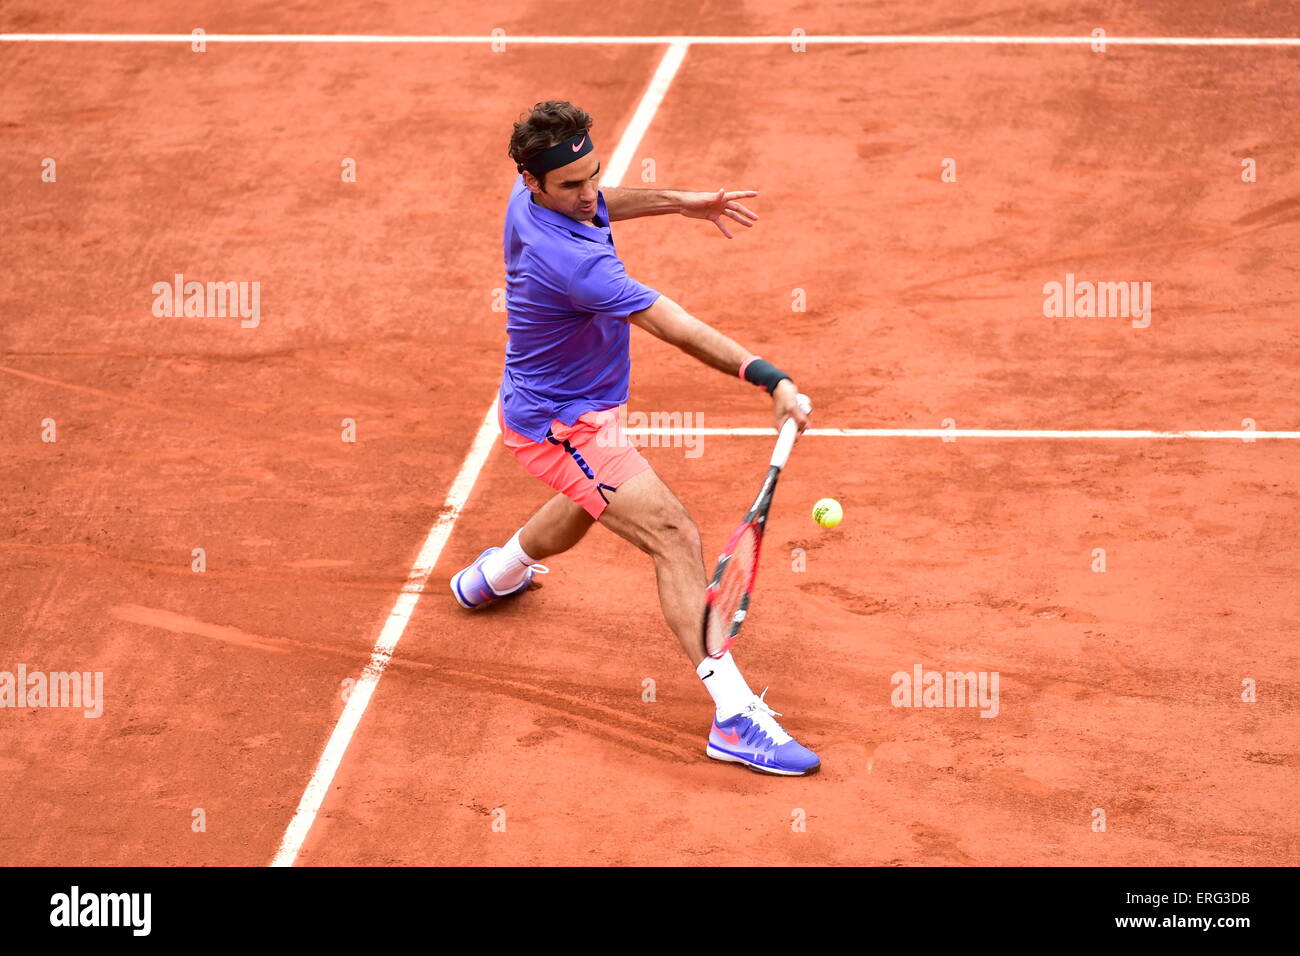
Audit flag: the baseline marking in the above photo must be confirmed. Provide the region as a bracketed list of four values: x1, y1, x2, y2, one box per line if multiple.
[3, 34, 1299, 46]
[269, 41, 684, 866]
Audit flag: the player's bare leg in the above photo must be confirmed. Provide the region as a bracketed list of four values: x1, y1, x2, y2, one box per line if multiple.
[596, 467, 709, 664]
[466, 493, 593, 602]
[519, 492, 596, 559]
[597, 466, 817, 773]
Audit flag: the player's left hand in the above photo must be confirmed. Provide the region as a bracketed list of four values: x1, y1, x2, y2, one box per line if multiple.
[679, 188, 759, 238]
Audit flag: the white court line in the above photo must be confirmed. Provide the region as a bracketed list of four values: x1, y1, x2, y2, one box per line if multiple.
[269, 397, 502, 867]
[602, 41, 687, 187]
[269, 44, 684, 868]
[625, 427, 1300, 439]
[2, 33, 1299, 45]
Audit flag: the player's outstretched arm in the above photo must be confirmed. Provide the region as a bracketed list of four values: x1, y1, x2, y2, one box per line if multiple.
[604, 187, 759, 237]
[627, 294, 809, 431]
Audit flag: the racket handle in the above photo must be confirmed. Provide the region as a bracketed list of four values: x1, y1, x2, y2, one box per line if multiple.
[770, 393, 811, 469]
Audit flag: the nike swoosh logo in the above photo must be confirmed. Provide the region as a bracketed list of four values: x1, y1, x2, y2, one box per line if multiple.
[715, 726, 741, 745]
[571, 136, 586, 152]
[700, 670, 714, 680]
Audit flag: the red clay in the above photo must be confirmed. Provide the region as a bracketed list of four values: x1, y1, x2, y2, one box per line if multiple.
[1, 5, 1297, 866]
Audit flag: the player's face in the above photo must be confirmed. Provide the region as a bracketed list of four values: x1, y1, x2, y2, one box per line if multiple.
[529, 151, 601, 221]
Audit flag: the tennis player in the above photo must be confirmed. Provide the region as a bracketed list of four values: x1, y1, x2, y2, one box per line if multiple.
[451, 101, 819, 776]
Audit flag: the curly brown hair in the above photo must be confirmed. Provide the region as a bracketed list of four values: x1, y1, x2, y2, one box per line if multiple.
[507, 101, 593, 186]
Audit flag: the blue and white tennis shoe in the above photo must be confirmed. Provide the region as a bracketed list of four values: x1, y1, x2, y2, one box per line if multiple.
[706, 688, 821, 776]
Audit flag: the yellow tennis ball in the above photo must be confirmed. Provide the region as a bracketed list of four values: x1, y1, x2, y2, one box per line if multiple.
[812, 498, 842, 528]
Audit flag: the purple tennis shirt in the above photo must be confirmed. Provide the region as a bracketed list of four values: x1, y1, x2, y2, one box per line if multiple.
[499, 174, 661, 442]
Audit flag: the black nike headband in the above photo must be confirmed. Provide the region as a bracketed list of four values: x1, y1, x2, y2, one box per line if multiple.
[518, 129, 594, 179]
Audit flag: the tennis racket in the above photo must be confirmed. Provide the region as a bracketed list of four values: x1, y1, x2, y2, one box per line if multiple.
[702, 392, 812, 659]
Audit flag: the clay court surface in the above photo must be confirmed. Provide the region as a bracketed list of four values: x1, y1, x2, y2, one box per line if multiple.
[2, 2, 1298, 866]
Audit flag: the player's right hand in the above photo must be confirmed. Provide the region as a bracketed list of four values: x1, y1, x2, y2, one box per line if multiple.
[772, 380, 811, 434]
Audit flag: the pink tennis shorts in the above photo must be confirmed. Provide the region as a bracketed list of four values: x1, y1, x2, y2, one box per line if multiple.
[499, 402, 652, 519]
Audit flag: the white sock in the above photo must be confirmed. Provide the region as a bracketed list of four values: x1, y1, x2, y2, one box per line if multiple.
[696, 651, 756, 720]
[482, 530, 537, 593]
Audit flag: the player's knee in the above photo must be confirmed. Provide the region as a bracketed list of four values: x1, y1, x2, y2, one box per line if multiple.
[653, 506, 700, 556]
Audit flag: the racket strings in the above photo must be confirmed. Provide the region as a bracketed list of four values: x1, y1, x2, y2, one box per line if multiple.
[707, 525, 759, 656]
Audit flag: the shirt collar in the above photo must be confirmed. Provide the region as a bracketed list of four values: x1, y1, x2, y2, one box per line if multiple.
[526, 183, 610, 244]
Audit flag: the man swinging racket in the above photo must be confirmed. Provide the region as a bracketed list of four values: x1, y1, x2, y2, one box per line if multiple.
[450, 100, 819, 775]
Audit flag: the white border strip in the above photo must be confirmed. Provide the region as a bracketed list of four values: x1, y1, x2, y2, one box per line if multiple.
[269, 397, 501, 867]
[3, 33, 1298, 46]
[269, 42, 683, 867]
[625, 427, 1300, 439]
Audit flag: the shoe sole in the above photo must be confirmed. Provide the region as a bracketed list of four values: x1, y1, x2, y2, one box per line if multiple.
[706, 743, 819, 777]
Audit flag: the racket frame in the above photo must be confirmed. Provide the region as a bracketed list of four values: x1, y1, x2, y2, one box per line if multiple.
[701, 407, 805, 659]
